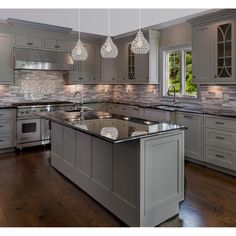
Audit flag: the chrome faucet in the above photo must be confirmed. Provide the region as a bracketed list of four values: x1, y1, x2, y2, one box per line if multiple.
[167, 85, 177, 104]
[73, 91, 83, 108]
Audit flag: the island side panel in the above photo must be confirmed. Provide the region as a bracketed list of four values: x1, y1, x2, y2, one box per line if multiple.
[139, 131, 184, 227]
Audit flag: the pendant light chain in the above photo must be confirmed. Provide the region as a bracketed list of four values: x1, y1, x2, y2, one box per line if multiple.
[108, 8, 110, 36]
[139, 9, 141, 30]
[78, 8, 80, 41]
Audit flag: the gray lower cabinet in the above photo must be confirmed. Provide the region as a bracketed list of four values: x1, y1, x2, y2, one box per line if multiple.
[0, 109, 16, 152]
[177, 112, 204, 161]
[51, 122, 184, 226]
[204, 115, 236, 172]
[145, 108, 175, 123]
[15, 34, 44, 48]
[0, 33, 13, 84]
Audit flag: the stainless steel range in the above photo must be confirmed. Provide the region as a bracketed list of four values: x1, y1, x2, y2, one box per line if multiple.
[16, 101, 75, 148]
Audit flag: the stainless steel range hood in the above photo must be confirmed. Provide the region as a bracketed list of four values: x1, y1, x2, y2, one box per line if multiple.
[14, 48, 74, 71]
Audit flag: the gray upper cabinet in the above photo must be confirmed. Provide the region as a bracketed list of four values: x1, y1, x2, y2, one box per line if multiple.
[192, 25, 212, 84]
[0, 33, 13, 84]
[115, 30, 159, 84]
[116, 42, 129, 83]
[70, 42, 101, 84]
[15, 34, 44, 48]
[45, 39, 69, 52]
[190, 10, 236, 84]
[213, 20, 235, 83]
[101, 58, 116, 84]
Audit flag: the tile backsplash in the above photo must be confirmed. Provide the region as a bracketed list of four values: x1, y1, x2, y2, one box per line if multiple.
[1, 70, 236, 110]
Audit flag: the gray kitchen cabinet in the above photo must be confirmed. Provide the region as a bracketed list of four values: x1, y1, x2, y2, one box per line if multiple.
[102, 58, 116, 84]
[15, 34, 44, 48]
[70, 43, 101, 84]
[190, 10, 236, 84]
[0, 33, 13, 84]
[0, 109, 16, 153]
[115, 30, 159, 84]
[212, 20, 235, 83]
[204, 115, 236, 172]
[116, 42, 129, 83]
[192, 25, 212, 84]
[145, 108, 175, 123]
[45, 38, 69, 52]
[177, 112, 204, 161]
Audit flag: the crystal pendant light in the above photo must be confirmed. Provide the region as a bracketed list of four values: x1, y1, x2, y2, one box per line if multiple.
[131, 9, 150, 54]
[71, 9, 88, 61]
[100, 9, 118, 58]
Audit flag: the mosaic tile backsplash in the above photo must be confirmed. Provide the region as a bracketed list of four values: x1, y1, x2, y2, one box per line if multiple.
[1, 70, 236, 110]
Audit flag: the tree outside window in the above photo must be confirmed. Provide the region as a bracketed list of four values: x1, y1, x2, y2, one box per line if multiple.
[162, 47, 197, 98]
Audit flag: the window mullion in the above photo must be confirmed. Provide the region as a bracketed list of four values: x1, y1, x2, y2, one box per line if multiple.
[181, 49, 186, 96]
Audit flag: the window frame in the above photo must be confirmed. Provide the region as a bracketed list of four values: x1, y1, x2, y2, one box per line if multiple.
[160, 44, 200, 101]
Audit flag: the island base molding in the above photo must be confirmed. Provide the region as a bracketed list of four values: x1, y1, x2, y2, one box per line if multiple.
[51, 122, 184, 227]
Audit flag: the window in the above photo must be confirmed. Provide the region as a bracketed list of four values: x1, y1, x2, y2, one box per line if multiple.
[162, 47, 197, 98]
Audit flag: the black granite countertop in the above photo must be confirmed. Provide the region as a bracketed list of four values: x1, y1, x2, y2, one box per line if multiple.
[39, 111, 185, 143]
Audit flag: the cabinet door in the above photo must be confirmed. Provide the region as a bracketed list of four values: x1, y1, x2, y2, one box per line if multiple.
[0, 34, 13, 84]
[213, 20, 235, 82]
[177, 112, 203, 161]
[102, 58, 116, 83]
[91, 44, 101, 83]
[134, 53, 149, 82]
[192, 25, 212, 83]
[45, 39, 69, 51]
[15, 35, 43, 48]
[116, 42, 128, 83]
[145, 109, 171, 122]
[77, 44, 92, 82]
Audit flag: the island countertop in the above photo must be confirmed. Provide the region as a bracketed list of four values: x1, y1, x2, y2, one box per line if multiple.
[39, 111, 185, 143]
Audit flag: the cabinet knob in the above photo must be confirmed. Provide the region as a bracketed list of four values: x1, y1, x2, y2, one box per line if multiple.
[78, 77, 84, 80]
[193, 75, 196, 79]
[123, 77, 126, 80]
[27, 42, 33, 46]
[92, 77, 96, 80]
[145, 77, 149, 80]
[112, 78, 115, 80]
[54, 45, 60, 48]
[214, 75, 217, 78]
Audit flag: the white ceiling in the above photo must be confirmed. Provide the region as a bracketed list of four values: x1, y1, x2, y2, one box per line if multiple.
[0, 9, 213, 36]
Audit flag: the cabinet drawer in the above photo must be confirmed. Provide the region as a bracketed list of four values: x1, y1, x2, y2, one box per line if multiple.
[0, 120, 15, 134]
[205, 145, 236, 171]
[0, 109, 16, 120]
[131, 106, 144, 119]
[45, 39, 69, 51]
[205, 128, 236, 151]
[118, 105, 130, 116]
[145, 109, 171, 122]
[0, 135, 15, 149]
[205, 115, 236, 131]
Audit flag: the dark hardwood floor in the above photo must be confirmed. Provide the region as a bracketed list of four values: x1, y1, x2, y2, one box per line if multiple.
[0, 146, 235, 227]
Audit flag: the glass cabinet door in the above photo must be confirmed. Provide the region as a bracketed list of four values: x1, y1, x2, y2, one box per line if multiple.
[215, 21, 234, 81]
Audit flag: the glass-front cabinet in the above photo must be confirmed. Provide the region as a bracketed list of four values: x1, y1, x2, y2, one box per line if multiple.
[214, 20, 235, 82]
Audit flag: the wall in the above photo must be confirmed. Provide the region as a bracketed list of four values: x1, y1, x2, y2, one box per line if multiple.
[0, 71, 112, 104]
[160, 22, 192, 48]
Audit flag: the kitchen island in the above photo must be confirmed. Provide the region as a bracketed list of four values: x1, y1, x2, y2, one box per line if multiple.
[39, 111, 185, 227]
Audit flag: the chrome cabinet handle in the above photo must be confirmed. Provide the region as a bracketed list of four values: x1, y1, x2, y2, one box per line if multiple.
[78, 77, 84, 80]
[183, 115, 193, 119]
[215, 121, 224, 125]
[193, 75, 196, 79]
[54, 45, 60, 48]
[0, 114, 3, 116]
[216, 154, 225, 158]
[27, 42, 33, 46]
[216, 136, 225, 140]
